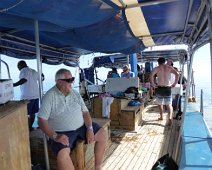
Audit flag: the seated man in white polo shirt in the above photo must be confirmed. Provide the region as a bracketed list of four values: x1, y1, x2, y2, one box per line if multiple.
[38, 68, 107, 170]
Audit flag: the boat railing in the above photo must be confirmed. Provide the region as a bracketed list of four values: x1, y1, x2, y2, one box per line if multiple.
[200, 89, 204, 115]
[0, 58, 11, 79]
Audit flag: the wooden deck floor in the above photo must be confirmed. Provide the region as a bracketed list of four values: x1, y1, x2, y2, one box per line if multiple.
[102, 103, 180, 170]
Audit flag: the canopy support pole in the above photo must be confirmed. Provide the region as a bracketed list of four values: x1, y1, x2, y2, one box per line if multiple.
[34, 20, 50, 170]
[176, 58, 185, 111]
[130, 53, 137, 76]
[0, 55, 1, 79]
[126, 55, 129, 65]
[174, 47, 194, 161]
[207, 0, 212, 101]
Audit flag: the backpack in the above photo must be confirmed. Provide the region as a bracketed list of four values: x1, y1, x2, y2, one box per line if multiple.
[151, 154, 178, 170]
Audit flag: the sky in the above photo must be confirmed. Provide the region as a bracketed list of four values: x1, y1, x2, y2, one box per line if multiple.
[192, 44, 211, 81]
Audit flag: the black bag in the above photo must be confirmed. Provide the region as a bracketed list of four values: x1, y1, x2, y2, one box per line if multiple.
[151, 154, 178, 170]
[125, 86, 138, 94]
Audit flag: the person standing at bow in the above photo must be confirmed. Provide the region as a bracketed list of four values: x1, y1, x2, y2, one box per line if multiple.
[150, 57, 179, 126]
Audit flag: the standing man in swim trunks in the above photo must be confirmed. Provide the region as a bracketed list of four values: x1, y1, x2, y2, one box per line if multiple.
[150, 57, 179, 126]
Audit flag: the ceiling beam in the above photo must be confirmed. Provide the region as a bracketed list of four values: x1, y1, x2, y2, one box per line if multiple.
[181, 0, 194, 42]
[138, 31, 183, 39]
[124, 0, 179, 9]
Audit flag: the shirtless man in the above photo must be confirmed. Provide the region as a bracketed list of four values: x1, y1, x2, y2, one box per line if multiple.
[150, 57, 179, 126]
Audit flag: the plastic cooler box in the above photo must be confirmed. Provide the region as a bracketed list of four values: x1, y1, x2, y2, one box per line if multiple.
[0, 79, 14, 104]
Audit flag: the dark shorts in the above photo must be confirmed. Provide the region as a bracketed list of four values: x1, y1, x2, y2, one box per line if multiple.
[155, 86, 171, 97]
[49, 122, 101, 155]
[155, 86, 172, 105]
[27, 98, 39, 115]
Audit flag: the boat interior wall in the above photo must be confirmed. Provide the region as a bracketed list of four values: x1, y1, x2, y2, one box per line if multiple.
[105, 77, 139, 94]
[0, 0, 210, 59]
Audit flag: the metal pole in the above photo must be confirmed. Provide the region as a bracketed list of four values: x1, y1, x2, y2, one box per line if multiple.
[207, 0, 212, 101]
[174, 48, 194, 161]
[183, 49, 194, 124]
[130, 53, 137, 76]
[187, 60, 190, 97]
[191, 70, 194, 97]
[176, 59, 185, 111]
[200, 89, 204, 115]
[34, 20, 50, 170]
[0, 55, 1, 79]
[0, 59, 11, 79]
[126, 55, 129, 65]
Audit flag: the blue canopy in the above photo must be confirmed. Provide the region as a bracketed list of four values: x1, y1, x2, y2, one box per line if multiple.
[0, 0, 209, 66]
[88, 49, 187, 68]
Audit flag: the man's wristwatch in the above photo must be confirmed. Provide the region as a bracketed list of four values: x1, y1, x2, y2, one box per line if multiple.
[52, 132, 58, 140]
[86, 125, 93, 131]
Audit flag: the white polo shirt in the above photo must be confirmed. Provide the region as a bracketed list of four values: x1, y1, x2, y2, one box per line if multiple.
[38, 86, 89, 131]
[19, 67, 39, 100]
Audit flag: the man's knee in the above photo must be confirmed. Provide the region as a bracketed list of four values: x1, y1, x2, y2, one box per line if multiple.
[57, 147, 71, 161]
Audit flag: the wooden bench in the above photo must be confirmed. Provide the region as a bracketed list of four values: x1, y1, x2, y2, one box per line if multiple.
[91, 97, 144, 131]
[30, 118, 111, 170]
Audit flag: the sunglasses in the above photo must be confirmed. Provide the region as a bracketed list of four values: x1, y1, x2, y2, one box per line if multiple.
[59, 77, 75, 83]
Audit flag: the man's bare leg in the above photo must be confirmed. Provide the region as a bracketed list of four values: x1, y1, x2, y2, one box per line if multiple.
[167, 104, 173, 126]
[57, 148, 74, 170]
[94, 128, 107, 170]
[158, 105, 163, 120]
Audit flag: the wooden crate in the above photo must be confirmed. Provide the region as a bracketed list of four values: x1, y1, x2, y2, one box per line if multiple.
[0, 101, 31, 170]
[92, 97, 129, 120]
[91, 97, 144, 131]
[118, 104, 144, 131]
[110, 98, 128, 120]
[30, 118, 111, 170]
[91, 96, 102, 118]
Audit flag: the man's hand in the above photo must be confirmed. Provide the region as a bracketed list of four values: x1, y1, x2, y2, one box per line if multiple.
[86, 129, 94, 144]
[171, 83, 177, 88]
[55, 134, 69, 146]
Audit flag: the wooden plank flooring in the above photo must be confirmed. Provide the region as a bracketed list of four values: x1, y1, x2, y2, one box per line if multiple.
[102, 103, 180, 170]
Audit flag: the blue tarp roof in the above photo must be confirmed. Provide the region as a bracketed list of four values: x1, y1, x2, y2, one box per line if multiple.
[88, 49, 187, 68]
[0, 0, 209, 66]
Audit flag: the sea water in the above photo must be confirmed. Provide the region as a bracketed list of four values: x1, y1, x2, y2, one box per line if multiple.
[190, 80, 212, 134]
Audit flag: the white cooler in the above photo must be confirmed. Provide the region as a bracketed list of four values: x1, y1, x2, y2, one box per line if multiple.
[0, 79, 14, 104]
